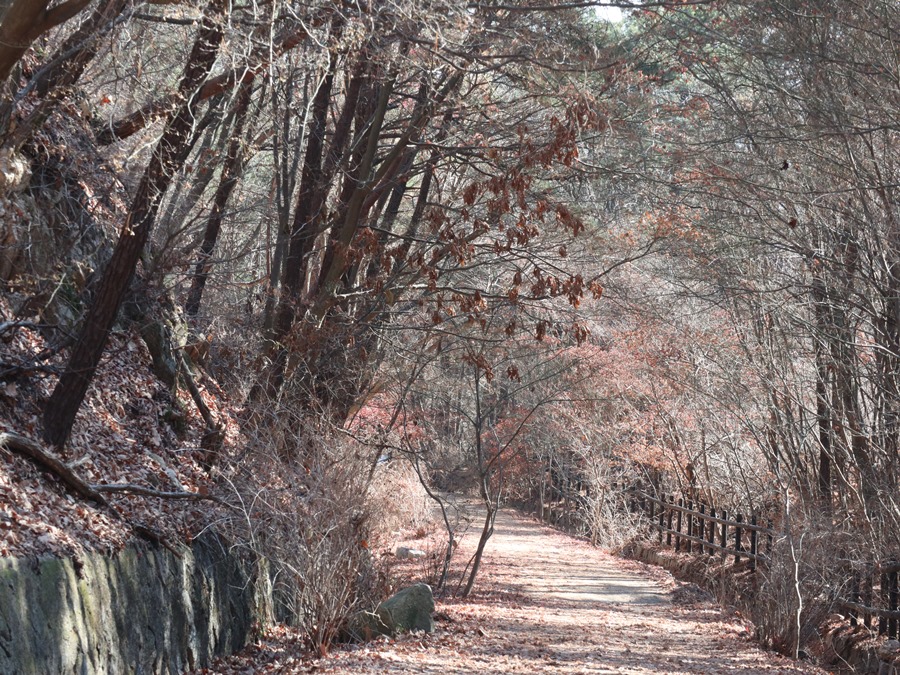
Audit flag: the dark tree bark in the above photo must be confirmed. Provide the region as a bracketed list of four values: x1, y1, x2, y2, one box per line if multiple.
[185, 81, 254, 317]
[0, 0, 90, 85]
[43, 0, 226, 447]
[3, 0, 129, 148]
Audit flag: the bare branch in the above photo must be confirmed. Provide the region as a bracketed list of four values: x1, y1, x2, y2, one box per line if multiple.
[0, 431, 110, 507]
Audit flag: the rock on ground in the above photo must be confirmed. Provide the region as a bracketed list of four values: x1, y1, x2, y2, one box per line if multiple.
[194, 507, 829, 674]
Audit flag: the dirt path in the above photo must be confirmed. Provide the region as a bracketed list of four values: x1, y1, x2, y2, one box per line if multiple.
[204, 508, 827, 674]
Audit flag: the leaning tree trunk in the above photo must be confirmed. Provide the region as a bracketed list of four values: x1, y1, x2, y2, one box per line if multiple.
[462, 368, 495, 598]
[3, 0, 129, 148]
[0, 0, 91, 85]
[31, 0, 130, 99]
[461, 498, 496, 598]
[43, 0, 225, 447]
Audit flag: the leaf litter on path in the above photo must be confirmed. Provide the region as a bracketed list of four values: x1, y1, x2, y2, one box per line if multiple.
[198, 508, 827, 675]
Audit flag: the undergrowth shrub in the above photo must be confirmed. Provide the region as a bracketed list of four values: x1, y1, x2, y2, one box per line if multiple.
[581, 459, 642, 549]
[366, 458, 431, 536]
[221, 405, 427, 654]
[754, 520, 852, 658]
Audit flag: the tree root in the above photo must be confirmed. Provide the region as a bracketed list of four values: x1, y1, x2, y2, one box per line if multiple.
[0, 430, 226, 551]
[0, 431, 110, 507]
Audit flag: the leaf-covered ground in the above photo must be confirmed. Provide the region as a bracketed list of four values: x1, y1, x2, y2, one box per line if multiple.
[198, 509, 826, 674]
[0, 306, 830, 673]
[0, 299, 236, 558]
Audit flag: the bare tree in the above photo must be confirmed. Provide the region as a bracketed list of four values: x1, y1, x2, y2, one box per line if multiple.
[43, 0, 228, 446]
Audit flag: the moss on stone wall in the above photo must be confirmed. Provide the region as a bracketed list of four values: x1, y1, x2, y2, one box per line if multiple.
[0, 532, 265, 674]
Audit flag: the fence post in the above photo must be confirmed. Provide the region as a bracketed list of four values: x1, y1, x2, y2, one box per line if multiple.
[658, 498, 665, 543]
[766, 519, 773, 557]
[676, 498, 683, 552]
[666, 496, 674, 546]
[719, 509, 727, 560]
[881, 568, 888, 635]
[750, 515, 758, 571]
[734, 513, 743, 565]
[707, 506, 716, 555]
[698, 503, 706, 555]
[686, 500, 693, 553]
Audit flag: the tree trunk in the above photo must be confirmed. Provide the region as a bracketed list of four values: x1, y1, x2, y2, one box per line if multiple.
[262, 70, 306, 331]
[462, 498, 496, 598]
[249, 38, 363, 401]
[185, 81, 253, 317]
[816, 364, 832, 507]
[31, 0, 130, 98]
[43, 0, 226, 447]
[0, 0, 90, 85]
[462, 366, 493, 598]
[94, 22, 316, 145]
[3, 0, 129, 148]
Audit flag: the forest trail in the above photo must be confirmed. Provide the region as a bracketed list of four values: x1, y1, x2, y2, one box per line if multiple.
[204, 508, 826, 674]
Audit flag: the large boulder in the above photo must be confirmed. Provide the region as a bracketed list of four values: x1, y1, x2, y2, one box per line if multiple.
[377, 583, 435, 634]
[345, 583, 435, 641]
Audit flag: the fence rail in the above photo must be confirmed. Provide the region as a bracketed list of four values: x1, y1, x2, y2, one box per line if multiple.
[533, 480, 900, 639]
[839, 563, 900, 638]
[627, 489, 772, 569]
[625, 488, 900, 639]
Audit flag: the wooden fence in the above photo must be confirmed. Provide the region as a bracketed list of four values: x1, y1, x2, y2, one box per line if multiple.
[627, 489, 900, 639]
[532, 482, 900, 638]
[839, 561, 900, 638]
[538, 498, 584, 534]
[627, 489, 773, 570]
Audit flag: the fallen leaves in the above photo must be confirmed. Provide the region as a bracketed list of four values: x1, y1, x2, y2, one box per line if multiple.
[191, 508, 827, 674]
[0, 295, 237, 559]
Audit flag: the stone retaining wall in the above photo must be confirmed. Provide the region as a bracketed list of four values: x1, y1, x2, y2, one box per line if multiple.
[0, 532, 267, 674]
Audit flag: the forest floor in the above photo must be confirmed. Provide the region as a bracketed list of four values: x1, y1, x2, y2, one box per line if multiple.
[200, 507, 827, 675]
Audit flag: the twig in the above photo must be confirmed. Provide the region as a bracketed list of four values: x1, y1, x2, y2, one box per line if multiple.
[93, 482, 224, 504]
[0, 321, 44, 335]
[178, 354, 224, 463]
[179, 354, 217, 429]
[178, 355, 225, 469]
[130, 522, 183, 557]
[0, 430, 237, 552]
[0, 362, 61, 379]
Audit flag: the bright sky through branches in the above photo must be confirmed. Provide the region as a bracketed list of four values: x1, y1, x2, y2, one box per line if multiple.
[594, 5, 623, 21]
